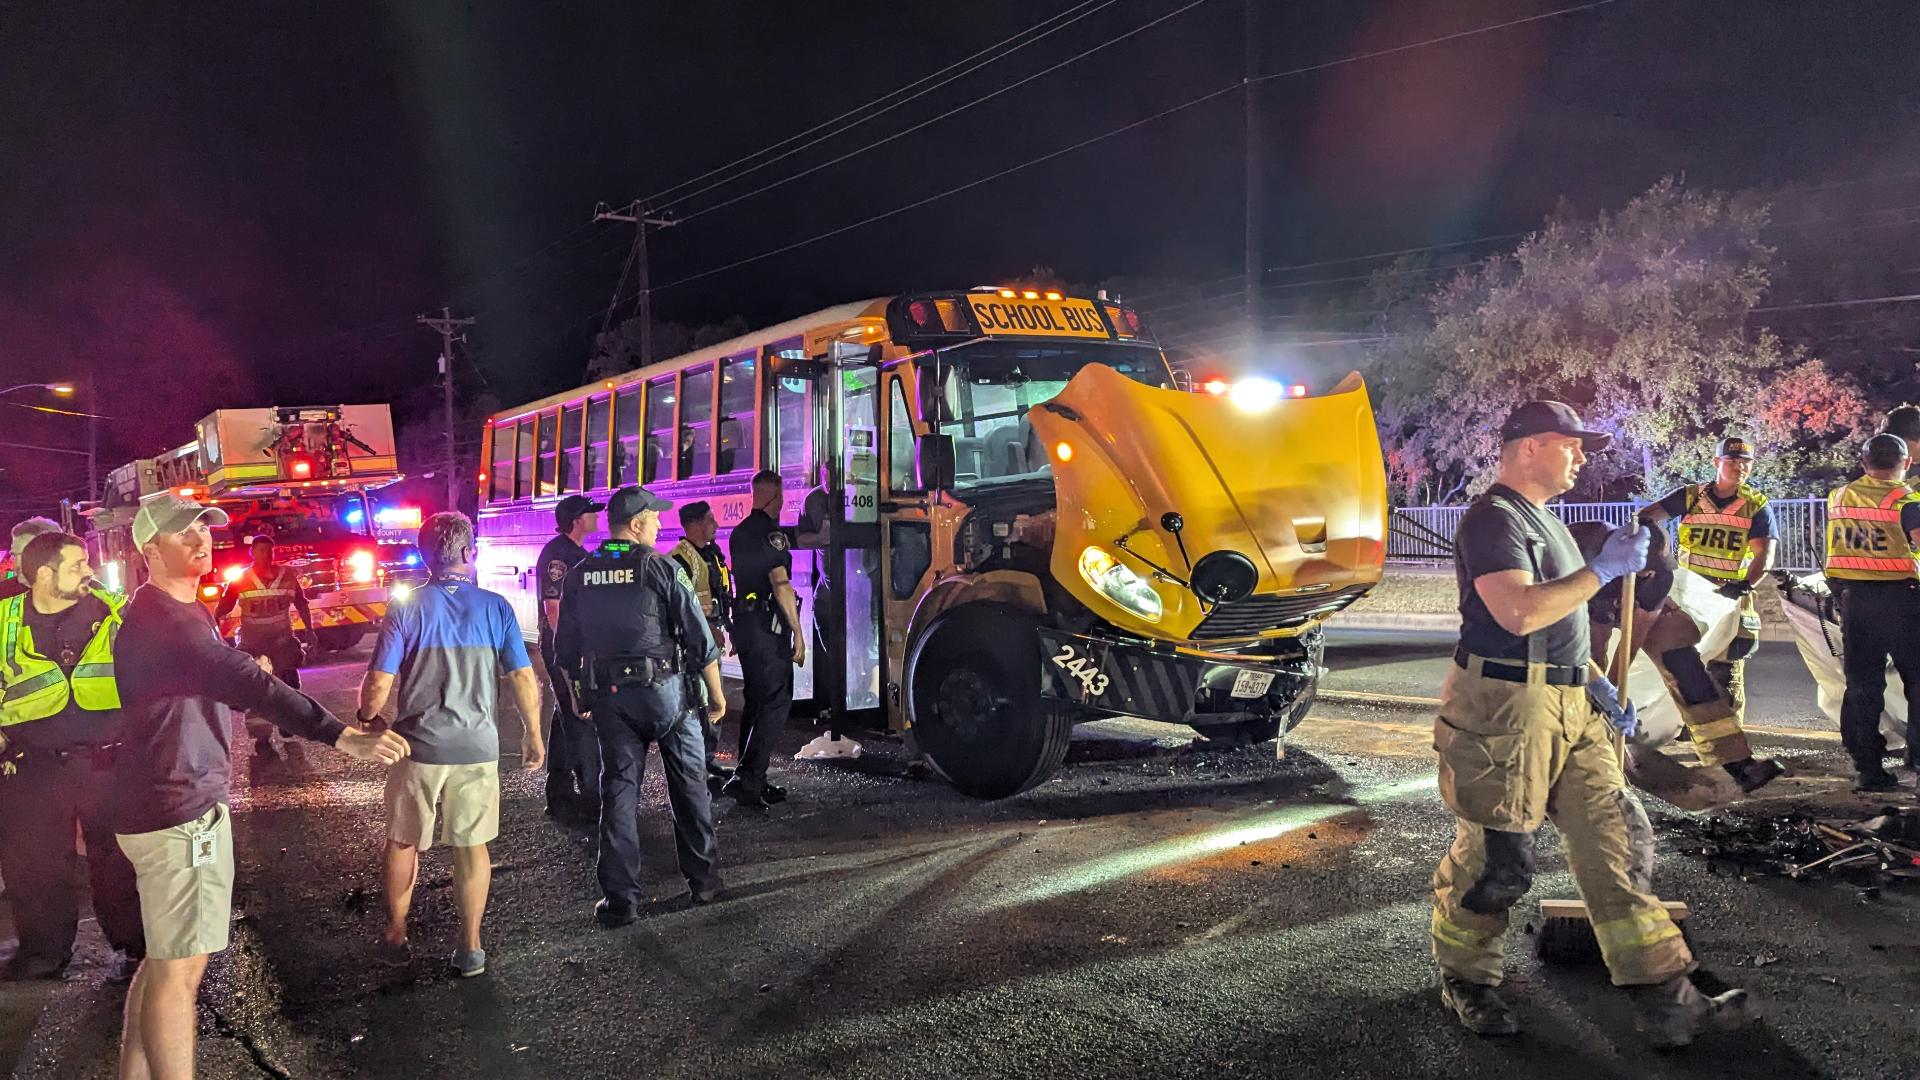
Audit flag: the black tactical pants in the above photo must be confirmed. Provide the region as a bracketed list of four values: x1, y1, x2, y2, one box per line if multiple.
[587, 680, 719, 910]
[0, 749, 144, 964]
[542, 643, 601, 811]
[1836, 579, 1920, 771]
[733, 607, 793, 792]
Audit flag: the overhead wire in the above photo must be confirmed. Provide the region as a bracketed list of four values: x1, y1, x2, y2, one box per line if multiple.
[644, 0, 1124, 210]
[652, 0, 1621, 292]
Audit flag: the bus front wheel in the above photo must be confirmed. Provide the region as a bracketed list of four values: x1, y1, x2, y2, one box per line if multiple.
[907, 603, 1072, 800]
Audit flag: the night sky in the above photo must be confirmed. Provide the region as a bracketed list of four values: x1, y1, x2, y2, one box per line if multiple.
[4, 0, 1919, 524]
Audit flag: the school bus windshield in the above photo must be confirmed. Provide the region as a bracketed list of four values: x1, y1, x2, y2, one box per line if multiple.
[921, 341, 1171, 488]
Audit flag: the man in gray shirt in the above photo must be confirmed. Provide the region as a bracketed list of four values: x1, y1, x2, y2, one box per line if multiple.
[358, 512, 543, 977]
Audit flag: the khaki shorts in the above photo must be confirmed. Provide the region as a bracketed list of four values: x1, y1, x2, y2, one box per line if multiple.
[117, 804, 236, 960]
[385, 760, 500, 850]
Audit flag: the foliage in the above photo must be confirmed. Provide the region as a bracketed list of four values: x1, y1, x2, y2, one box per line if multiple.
[1358, 178, 1869, 503]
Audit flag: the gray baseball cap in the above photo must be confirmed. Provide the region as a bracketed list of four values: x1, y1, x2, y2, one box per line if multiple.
[132, 493, 229, 548]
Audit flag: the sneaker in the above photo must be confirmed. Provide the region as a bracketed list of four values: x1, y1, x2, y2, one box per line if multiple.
[1438, 975, 1520, 1036]
[761, 782, 789, 804]
[722, 776, 773, 810]
[449, 948, 486, 978]
[1723, 758, 1785, 794]
[594, 899, 636, 928]
[689, 878, 725, 905]
[375, 937, 412, 967]
[1856, 770, 1902, 793]
[1630, 975, 1753, 1049]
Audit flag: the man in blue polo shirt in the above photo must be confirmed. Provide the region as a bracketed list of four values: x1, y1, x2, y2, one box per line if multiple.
[358, 512, 544, 978]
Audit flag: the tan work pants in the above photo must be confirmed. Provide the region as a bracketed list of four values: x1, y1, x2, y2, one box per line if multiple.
[1430, 661, 1694, 987]
[1639, 597, 1754, 766]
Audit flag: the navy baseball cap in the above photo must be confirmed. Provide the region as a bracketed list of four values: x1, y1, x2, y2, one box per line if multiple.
[1500, 401, 1612, 452]
[554, 494, 604, 529]
[604, 486, 672, 524]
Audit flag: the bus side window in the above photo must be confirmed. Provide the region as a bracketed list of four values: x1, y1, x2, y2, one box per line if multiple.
[513, 418, 535, 501]
[585, 395, 610, 492]
[644, 375, 675, 483]
[535, 408, 559, 496]
[681, 366, 714, 480]
[770, 369, 809, 483]
[488, 423, 513, 503]
[559, 402, 584, 493]
[612, 384, 641, 487]
[886, 378, 918, 492]
[718, 353, 754, 475]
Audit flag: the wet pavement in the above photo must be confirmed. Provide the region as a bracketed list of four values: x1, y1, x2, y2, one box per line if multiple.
[3, 641, 1918, 1078]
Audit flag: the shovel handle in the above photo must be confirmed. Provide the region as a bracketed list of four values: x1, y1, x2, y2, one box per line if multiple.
[1611, 565, 1636, 687]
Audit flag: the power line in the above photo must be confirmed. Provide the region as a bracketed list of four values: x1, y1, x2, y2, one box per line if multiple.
[675, 0, 1219, 224]
[653, 0, 1619, 291]
[1751, 292, 1920, 315]
[645, 0, 1123, 209]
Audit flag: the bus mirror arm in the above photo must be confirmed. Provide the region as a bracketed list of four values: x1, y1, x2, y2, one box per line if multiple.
[917, 433, 955, 491]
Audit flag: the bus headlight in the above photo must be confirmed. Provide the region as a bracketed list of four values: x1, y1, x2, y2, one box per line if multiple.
[1078, 546, 1163, 623]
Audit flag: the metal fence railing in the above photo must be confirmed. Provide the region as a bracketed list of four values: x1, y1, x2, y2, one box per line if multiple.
[1389, 497, 1828, 571]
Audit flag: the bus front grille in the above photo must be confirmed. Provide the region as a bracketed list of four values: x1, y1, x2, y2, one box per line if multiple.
[1190, 585, 1368, 639]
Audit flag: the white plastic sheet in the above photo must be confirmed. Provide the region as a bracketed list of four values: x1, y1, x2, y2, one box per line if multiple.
[1621, 568, 1739, 751]
[1778, 573, 1907, 752]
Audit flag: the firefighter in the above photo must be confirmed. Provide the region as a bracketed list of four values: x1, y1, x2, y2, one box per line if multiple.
[727, 470, 805, 809]
[0, 531, 145, 980]
[553, 486, 726, 923]
[1433, 401, 1749, 1048]
[536, 494, 603, 824]
[1636, 436, 1783, 792]
[669, 500, 734, 793]
[1885, 404, 1920, 462]
[215, 535, 315, 761]
[1824, 432, 1920, 792]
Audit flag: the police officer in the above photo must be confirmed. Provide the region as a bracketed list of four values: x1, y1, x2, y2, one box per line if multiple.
[554, 486, 726, 924]
[669, 500, 733, 792]
[1637, 436, 1783, 792]
[727, 470, 805, 809]
[1824, 432, 1920, 792]
[0, 531, 144, 980]
[215, 535, 314, 761]
[1433, 401, 1748, 1048]
[536, 494, 604, 822]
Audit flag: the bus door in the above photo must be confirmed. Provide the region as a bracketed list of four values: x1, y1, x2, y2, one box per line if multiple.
[876, 359, 933, 727]
[818, 342, 885, 722]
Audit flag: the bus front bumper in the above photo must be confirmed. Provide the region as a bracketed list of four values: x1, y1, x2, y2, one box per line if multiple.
[1036, 627, 1319, 731]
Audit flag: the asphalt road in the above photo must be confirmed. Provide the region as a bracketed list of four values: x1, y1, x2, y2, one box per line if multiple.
[3, 642, 1917, 1079]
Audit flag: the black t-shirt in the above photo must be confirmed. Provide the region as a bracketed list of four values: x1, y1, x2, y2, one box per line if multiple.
[729, 509, 792, 599]
[14, 594, 118, 749]
[1653, 484, 1775, 540]
[535, 534, 590, 632]
[113, 584, 346, 834]
[1454, 484, 1591, 666]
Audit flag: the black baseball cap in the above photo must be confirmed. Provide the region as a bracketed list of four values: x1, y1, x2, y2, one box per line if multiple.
[554, 494, 605, 530]
[604, 485, 672, 525]
[1715, 436, 1754, 460]
[1499, 401, 1612, 452]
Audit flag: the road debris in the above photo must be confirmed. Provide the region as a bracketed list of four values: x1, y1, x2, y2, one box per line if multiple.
[1670, 807, 1920, 885]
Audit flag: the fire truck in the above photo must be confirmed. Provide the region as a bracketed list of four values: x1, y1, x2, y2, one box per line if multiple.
[86, 404, 423, 650]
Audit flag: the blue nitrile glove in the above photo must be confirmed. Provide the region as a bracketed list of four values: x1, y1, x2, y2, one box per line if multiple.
[1588, 524, 1651, 586]
[1587, 673, 1639, 738]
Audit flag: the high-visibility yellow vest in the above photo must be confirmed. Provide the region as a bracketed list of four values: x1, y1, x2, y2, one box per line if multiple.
[234, 566, 296, 626]
[669, 540, 715, 620]
[0, 589, 126, 727]
[1825, 476, 1920, 581]
[1675, 483, 1771, 581]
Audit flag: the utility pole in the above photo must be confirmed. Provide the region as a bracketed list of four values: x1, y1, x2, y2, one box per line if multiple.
[1243, 0, 1264, 365]
[417, 307, 475, 513]
[86, 370, 99, 503]
[593, 200, 679, 367]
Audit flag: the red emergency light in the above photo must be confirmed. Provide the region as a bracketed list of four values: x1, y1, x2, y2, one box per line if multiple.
[1202, 378, 1230, 396]
[286, 453, 315, 480]
[1290, 384, 1308, 398]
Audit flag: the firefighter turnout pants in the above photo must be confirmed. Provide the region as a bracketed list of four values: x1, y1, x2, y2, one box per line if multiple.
[1835, 579, 1920, 771]
[0, 749, 145, 964]
[1640, 599, 1755, 767]
[1430, 661, 1694, 988]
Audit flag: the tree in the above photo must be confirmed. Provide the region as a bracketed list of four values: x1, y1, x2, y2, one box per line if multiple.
[1363, 178, 1867, 503]
[584, 313, 750, 383]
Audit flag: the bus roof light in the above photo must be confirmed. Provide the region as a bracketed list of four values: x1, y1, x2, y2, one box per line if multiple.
[1021, 290, 1040, 300]
[1044, 291, 1063, 301]
[998, 288, 1016, 298]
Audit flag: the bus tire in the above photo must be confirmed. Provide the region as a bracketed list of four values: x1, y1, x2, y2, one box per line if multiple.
[907, 603, 1072, 800]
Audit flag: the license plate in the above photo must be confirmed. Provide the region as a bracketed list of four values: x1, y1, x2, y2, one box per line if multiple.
[1230, 669, 1276, 699]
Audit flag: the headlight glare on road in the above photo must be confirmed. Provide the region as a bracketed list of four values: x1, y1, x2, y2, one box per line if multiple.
[1078, 546, 1163, 622]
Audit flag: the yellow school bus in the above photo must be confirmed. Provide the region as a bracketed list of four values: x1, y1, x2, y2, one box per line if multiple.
[477, 288, 1388, 797]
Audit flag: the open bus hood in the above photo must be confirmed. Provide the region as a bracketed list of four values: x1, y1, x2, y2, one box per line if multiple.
[1028, 366, 1388, 641]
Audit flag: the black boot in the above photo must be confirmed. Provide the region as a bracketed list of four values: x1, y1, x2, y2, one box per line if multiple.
[1630, 975, 1754, 1049]
[1438, 975, 1520, 1036]
[1722, 757, 1784, 794]
[1857, 769, 1901, 793]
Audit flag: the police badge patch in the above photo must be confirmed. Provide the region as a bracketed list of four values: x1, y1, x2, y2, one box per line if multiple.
[768, 531, 789, 552]
[546, 560, 569, 582]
